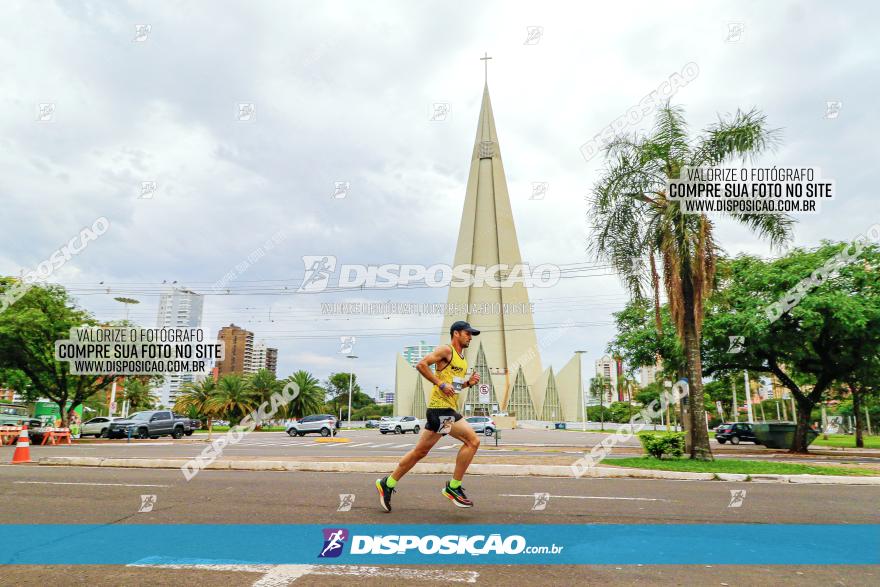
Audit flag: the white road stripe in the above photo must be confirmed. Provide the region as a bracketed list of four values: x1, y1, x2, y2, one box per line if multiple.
[346, 443, 373, 447]
[500, 493, 667, 501]
[15, 481, 170, 488]
[127, 559, 478, 584]
[391, 443, 412, 448]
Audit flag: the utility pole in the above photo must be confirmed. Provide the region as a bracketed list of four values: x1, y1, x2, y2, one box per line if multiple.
[575, 351, 587, 431]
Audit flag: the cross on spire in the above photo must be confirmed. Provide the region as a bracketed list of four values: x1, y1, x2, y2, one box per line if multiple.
[480, 52, 492, 85]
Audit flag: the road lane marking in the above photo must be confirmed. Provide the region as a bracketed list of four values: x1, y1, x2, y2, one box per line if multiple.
[500, 493, 668, 501]
[391, 443, 412, 448]
[15, 481, 171, 487]
[127, 558, 479, 584]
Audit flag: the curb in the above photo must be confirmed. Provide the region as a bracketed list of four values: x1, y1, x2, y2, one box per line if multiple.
[35, 456, 880, 485]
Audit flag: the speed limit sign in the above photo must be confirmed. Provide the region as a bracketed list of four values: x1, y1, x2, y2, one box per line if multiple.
[478, 383, 491, 403]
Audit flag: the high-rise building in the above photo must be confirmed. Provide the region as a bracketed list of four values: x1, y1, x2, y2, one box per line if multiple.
[216, 324, 254, 377]
[248, 341, 278, 375]
[638, 363, 661, 388]
[594, 355, 619, 403]
[394, 69, 582, 421]
[402, 340, 433, 367]
[265, 347, 278, 376]
[155, 287, 204, 406]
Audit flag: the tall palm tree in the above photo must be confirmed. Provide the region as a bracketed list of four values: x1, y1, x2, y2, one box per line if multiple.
[248, 369, 281, 429]
[175, 377, 217, 438]
[282, 370, 324, 419]
[122, 378, 159, 413]
[209, 374, 256, 425]
[589, 103, 793, 460]
[589, 375, 609, 431]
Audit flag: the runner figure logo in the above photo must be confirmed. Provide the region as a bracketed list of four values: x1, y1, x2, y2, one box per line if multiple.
[337, 494, 355, 512]
[138, 494, 157, 513]
[318, 528, 349, 558]
[438, 416, 456, 435]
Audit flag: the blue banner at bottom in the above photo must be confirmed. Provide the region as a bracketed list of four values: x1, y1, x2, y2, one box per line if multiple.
[2, 525, 878, 565]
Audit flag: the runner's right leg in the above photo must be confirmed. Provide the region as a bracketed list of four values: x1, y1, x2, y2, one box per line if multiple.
[377, 428, 442, 512]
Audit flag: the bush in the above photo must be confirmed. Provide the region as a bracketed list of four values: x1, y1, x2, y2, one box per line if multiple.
[587, 406, 611, 421]
[638, 432, 685, 459]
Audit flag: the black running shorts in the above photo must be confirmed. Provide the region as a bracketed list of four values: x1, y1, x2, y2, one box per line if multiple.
[425, 408, 463, 433]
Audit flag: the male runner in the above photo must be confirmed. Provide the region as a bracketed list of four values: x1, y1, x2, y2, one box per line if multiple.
[376, 321, 481, 512]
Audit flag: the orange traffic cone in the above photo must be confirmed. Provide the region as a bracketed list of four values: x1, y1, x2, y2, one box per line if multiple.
[11, 423, 31, 464]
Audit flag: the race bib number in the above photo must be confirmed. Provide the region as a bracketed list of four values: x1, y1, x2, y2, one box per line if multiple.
[452, 376, 465, 392]
[438, 416, 456, 435]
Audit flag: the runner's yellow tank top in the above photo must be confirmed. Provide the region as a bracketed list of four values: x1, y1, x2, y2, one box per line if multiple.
[428, 344, 468, 409]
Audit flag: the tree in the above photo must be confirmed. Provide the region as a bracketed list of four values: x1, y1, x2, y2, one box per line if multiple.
[122, 378, 158, 412]
[210, 374, 256, 425]
[701, 243, 880, 452]
[589, 103, 793, 459]
[325, 372, 372, 415]
[0, 279, 120, 426]
[282, 370, 324, 418]
[589, 375, 609, 430]
[175, 378, 218, 436]
[248, 369, 280, 404]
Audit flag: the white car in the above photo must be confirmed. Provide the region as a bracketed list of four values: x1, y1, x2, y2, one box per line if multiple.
[81, 416, 126, 438]
[465, 416, 496, 436]
[379, 416, 421, 434]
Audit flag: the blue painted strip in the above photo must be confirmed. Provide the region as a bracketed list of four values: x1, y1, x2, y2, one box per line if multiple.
[2, 525, 877, 565]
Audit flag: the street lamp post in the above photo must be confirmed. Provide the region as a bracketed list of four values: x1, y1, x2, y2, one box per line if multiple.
[575, 351, 587, 431]
[346, 355, 358, 428]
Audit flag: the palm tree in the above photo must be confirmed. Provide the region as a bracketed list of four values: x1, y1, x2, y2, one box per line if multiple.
[209, 374, 256, 425]
[589, 375, 609, 431]
[282, 370, 324, 419]
[589, 103, 793, 460]
[175, 378, 217, 438]
[248, 369, 281, 429]
[122, 378, 159, 413]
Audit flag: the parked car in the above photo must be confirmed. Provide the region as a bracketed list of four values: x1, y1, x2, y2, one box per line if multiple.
[379, 416, 420, 435]
[365, 419, 381, 428]
[465, 416, 496, 436]
[715, 422, 761, 445]
[0, 403, 42, 429]
[106, 410, 192, 439]
[81, 416, 126, 438]
[286, 414, 338, 437]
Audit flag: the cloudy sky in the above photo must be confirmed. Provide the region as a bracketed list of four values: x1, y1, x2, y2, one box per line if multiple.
[2, 0, 877, 399]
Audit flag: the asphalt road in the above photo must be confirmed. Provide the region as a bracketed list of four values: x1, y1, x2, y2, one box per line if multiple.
[1, 464, 878, 585]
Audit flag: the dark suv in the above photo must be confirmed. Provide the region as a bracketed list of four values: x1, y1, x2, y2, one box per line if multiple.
[715, 422, 760, 445]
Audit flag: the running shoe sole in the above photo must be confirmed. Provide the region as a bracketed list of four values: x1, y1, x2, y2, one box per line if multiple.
[376, 479, 391, 512]
[442, 487, 473, 508]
